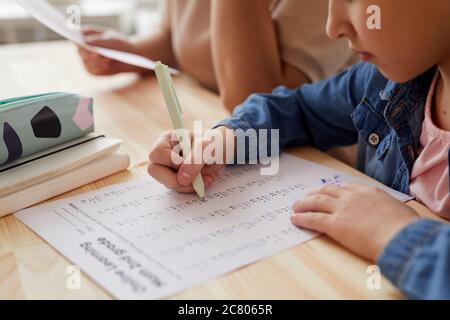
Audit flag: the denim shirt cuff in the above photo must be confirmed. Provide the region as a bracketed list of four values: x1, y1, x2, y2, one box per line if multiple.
[212, 117, 253, 132]
[377, 219, 442, 287]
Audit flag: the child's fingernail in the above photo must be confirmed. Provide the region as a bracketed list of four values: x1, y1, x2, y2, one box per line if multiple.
[179, 172, 191, 185]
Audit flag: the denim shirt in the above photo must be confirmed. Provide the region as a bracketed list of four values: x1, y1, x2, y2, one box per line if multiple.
[214, 62, 450, 299]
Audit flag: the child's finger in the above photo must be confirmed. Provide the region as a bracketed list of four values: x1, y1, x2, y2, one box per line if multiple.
[149, 132, 186, 168]
[158, 130, 193, 151]
[293, 194, 337, 213]
[147, 163, 195, 193]
[201, 164, 223, 176]
[290, 212, 331, 233]
[148, 148, 183, 170]
[307, 184, 348, 198]
[177, 161, 205, 187]
[341, 182, 374, 191]
[202, 174, 216, 187]
[343, 182, 386, 193]
[176, 135, 208, 186]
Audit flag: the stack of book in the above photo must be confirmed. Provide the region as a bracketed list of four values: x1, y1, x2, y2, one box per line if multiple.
[0, 93, 130, 217]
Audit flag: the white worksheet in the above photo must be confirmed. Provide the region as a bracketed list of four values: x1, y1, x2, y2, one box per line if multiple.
[15, 154, 412, 299]
[14, 0, 178, 74]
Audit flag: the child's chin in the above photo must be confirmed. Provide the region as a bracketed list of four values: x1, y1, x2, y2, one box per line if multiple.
[377, 67, 420, 84]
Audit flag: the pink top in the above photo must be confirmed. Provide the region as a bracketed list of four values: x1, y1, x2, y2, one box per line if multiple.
[410, 72, 450, 219]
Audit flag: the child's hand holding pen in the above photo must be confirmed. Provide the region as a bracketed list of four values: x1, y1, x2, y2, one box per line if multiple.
[148, 126, 236, 194]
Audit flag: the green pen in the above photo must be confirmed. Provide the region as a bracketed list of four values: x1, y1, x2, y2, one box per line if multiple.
[154, 61, 206, 200]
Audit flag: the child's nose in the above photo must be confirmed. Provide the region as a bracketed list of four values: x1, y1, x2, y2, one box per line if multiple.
[326, 1, 355, 40]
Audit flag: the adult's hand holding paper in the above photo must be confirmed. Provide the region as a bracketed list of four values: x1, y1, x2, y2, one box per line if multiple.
[15, 0, 178, 74]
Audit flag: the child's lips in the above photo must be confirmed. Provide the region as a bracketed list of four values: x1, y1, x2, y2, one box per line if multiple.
[359, 52, 374, 62]
[351, 48, 374, 62]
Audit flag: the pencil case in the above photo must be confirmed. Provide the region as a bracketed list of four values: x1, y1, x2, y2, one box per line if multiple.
[0, 92, 94, 166]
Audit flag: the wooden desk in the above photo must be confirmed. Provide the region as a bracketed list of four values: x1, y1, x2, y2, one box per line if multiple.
[0, 42, 441, 300]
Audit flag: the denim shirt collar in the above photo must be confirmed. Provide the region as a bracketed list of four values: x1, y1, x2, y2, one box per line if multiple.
[379, 67, 436, 168]
[351, 66, 437, 193]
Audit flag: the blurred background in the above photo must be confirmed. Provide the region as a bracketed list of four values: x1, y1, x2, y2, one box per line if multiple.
[0, 0, 163, 44]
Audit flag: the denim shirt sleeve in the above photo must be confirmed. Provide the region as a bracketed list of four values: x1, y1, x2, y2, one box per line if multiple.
[213, 62, 373, 155]
[377, 219, 450, 300]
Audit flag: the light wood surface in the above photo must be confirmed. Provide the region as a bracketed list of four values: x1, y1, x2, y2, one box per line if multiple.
[0, 41, 443, 300]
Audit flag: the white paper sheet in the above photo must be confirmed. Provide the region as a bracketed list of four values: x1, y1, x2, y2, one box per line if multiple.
[15, 0, 178, 74]
[15, 154, 412, 299]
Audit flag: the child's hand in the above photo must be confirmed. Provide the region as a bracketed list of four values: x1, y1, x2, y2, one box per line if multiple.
[291, 183, 419, 262]
[78, 28, 141, 75]
[147, 126, 235, 193]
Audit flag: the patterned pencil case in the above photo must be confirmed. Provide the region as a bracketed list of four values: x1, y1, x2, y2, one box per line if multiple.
[0, 92, 94, 166]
